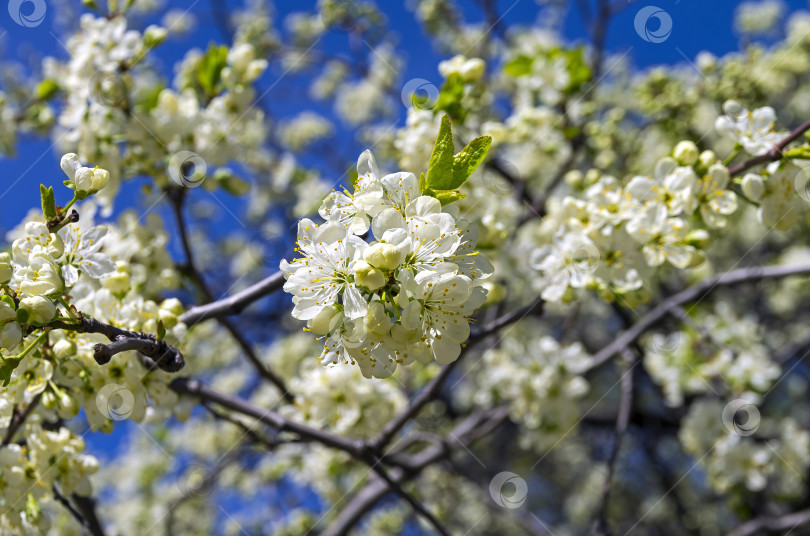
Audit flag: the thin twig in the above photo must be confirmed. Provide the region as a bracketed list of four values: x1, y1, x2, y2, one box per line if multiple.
[1, 392, 41, 446]
[587, 262, 810, 371]
[727, 507, 810, 536]
[594, 350, 635, 536]
[727, 118, 810, 177]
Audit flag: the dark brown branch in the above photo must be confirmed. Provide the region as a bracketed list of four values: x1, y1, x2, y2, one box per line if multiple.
[727, 118, 810, 177]
[368, 459, 451, 536]
[71, 494, 107, 536]
[168, 188, 291, 400]
[1, 392, 41, 446]
[587, 262, 810, 371]
[49, 317, 184, 372]
[52, 486, 97, 536]
[322, 408, 509, 536]
[169, 378, 364, 456]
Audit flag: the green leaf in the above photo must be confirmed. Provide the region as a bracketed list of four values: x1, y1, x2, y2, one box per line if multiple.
[196, 44, 228, 97]
[35, 79, 60, 101]
[15, 309, 28, 324]
[0, 356, 21, 385]
[40, 185, 56, 220]
[503, 55, 533, 77]
[451, 136, 492, 187]
[425, 115, 455, 190]
[560, 47, 591, 94]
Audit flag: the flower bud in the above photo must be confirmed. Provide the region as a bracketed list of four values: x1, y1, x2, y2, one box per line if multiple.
[365, 301, 390, 337]
[101, 269, 130, 294]
[0, 253, 12, 284]
[741, 173, 764, 202]
[460, 58, 485, 81]
[363, 243, 404, 271]
[307, 304, 342, 335]
[354, 260, 386, 291]
[53, 338, 77, 359]
[0, 321, 21, 350]
[60, 153, 81, 181]
[158, 298, 183, 328]
[73, 167, 94, 191]
[57, 393, 80, 420]
[698, 150, 717, 169]
[92, 168, 111, 191]
[673, 141, 699, 166]
[143, 25, 168, 48]
[19, 296, 56, 325]
[0, 301, 15, 323]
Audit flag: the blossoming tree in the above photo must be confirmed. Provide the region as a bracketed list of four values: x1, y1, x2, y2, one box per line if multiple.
[1, 0, 810, 534]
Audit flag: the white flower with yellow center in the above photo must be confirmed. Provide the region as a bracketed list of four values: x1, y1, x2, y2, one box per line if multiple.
[399, 269, 487, 364]
[281, 219, 368, 321]
[58, 224, 116, 285]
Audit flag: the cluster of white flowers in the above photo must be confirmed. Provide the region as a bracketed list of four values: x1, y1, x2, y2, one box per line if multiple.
[282, 150, 491, 377]
[467, 321, 593, 450]
[680, 400, 810, 497]
[644, 302, 781, 407]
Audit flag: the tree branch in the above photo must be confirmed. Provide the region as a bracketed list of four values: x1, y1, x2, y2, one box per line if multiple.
[594, 350, 635, 536]
[178, 271, 285, 326]
[1, 392, 41, 446]
[49, 317, 184, 372]
[168, 188, 291, 400]
[169, 378, 364, 456]
[587, 262, 810, 371]
[727, 118, 810, 177]
[727, 507, 810, 536]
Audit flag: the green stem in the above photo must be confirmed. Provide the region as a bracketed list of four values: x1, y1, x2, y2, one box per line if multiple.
[13, 330, 49, 361]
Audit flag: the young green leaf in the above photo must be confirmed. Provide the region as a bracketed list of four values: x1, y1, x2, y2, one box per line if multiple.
[452, 135, 492, 186]
[434, 190, 466, 205]
[40, 185, 56, 220]
[425, 115, 455, 190]
[0, 357, 21, 386]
